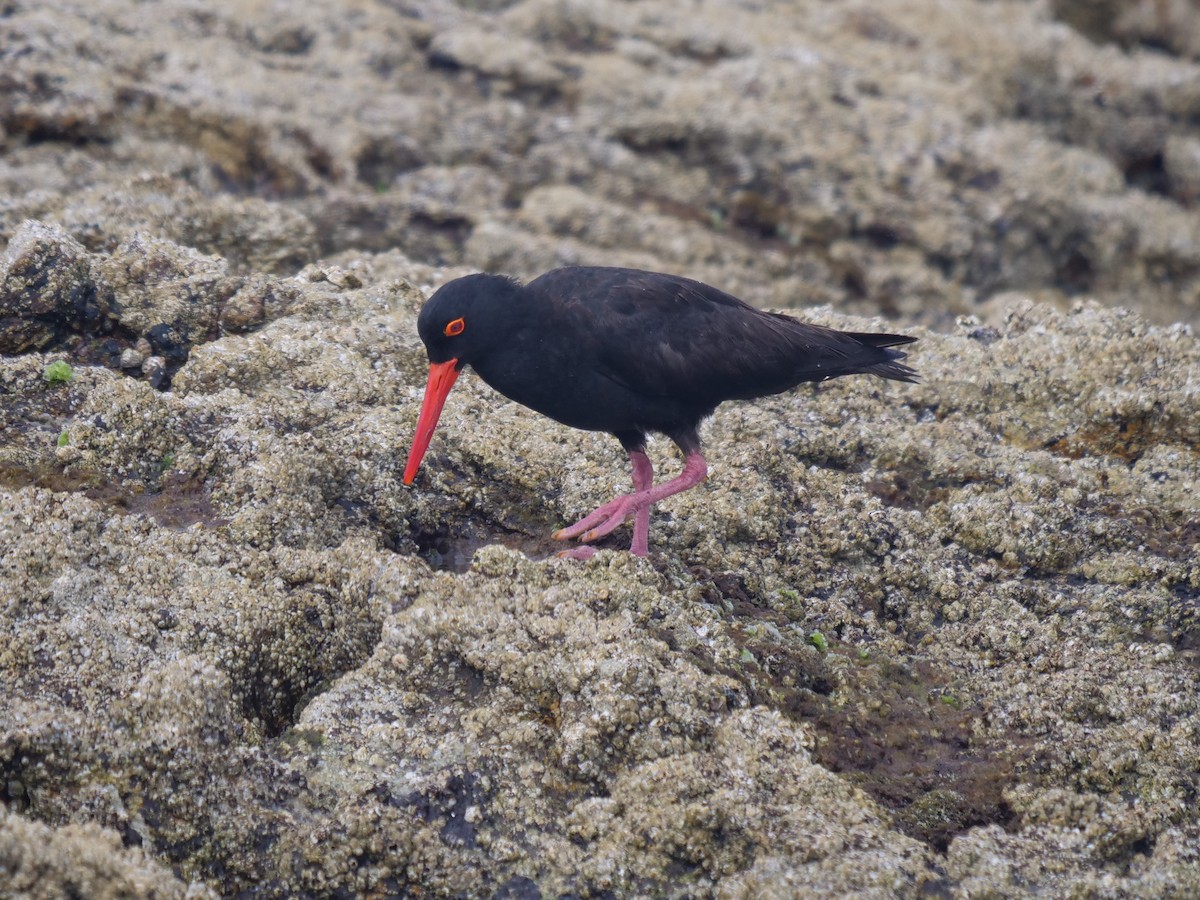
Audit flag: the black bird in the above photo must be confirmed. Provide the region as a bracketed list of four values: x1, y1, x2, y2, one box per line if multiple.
[404, 266, 917, 558]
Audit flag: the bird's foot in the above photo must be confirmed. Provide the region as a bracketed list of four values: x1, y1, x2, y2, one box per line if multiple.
[552, 494, 641, 544]
[553, 451, 705, 558]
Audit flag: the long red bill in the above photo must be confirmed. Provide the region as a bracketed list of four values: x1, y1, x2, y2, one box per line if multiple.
[403, 359, 460, 485]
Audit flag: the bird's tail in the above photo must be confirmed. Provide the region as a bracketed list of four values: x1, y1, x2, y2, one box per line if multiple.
[846, 332, 919, 383]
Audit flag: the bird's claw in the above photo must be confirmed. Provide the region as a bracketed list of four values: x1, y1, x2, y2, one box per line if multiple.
[579, 523, 618, 543]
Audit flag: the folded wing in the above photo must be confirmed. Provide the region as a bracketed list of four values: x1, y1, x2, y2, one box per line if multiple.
[531, 267, 916, 406]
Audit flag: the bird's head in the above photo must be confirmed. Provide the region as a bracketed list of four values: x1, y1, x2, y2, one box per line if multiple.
[415, 273, 520, 365]
[404, 274, 522, 485]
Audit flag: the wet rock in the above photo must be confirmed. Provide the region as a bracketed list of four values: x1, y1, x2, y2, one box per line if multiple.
[1164, 134, 1200, 206]
[1051, 0, 1200, 60]
[96, 235, 236, 342]
[0, 6, 118, 146]
[4, 244, 1200, 894]
[0, 221, 101, 352]
[3, 0, 1199, 323]
[0, 810, 208, 899]
[428, 26, 571, 98]
[2, 0, 1200, 895]
[0, 317, 55, 354]
[0, 221, 94, 318]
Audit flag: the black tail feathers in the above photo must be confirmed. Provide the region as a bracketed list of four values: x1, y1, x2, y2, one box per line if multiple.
[848, 332, 919, 383]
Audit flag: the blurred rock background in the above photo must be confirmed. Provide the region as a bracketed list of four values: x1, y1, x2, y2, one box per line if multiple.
[4, 0, 1200, 337]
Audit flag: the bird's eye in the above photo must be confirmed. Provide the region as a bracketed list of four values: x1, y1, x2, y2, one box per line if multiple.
[444, 317, 466, 337]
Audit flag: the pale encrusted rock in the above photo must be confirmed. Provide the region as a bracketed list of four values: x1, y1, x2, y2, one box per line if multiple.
[3, 0, 1200, 895]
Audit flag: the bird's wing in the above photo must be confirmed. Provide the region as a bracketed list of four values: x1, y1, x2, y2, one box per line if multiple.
[531, 267, 914, 404]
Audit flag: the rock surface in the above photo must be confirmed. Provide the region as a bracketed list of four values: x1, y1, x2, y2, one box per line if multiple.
[2, 0, 1200, 897]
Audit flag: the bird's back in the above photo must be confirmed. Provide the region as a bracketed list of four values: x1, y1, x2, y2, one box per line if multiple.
[526, 267, 917, 411]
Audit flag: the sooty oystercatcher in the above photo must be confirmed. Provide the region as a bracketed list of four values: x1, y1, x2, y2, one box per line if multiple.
[403, 266, 917, 558]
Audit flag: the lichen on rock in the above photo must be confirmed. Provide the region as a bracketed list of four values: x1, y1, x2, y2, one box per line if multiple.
[2, 0, 1200, 895]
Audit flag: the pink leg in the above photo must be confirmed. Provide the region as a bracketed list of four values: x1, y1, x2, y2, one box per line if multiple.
[556, 450, 652, 561]
[628, 451, 653, 556]
[554, 451, 707, 556]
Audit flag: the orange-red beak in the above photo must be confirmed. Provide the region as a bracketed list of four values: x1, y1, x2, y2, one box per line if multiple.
[403, 359, 460, 485]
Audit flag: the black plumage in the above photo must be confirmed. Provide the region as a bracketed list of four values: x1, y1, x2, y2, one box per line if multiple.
[405, 266, 916, 557]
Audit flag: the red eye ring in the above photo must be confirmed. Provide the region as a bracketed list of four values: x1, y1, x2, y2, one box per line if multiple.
[444, 317, 465, 337]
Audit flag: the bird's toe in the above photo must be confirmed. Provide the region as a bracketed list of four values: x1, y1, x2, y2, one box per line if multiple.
[555, 494, 635, 540]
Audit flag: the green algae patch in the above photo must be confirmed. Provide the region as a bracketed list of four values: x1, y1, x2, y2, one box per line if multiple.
[43, 360, 74, 384]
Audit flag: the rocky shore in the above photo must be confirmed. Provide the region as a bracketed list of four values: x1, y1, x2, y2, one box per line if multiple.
[2, 0, 1199, 896]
